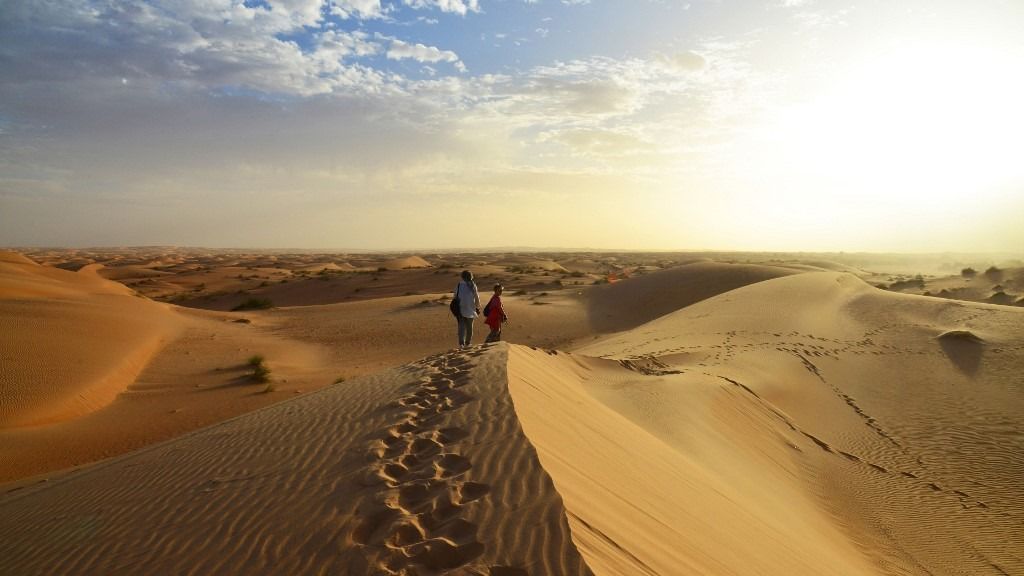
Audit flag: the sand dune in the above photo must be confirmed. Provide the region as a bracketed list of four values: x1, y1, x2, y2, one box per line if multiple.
[573, 272, 1024, 574]
[96, 265, 174, 281]
[493, 256, 569, 273]
[0, 345, 590, 575]
[2, 254, 1021, 575]
[0, 254, 336, 481]
[380, 256, 434, 270]
[0, 252, 180, 428]
[292, 261, 356, 273]
[585, 260, 798, 332]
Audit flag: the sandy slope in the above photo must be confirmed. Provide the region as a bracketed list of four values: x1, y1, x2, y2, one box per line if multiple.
[507, 346, 876, 575]
[0, 253, 180, 428]
[0, 306, 334, 482]
[0, 345, 590, 576]
[0, 253, 335, 481]
[567, 272, 1023, 575]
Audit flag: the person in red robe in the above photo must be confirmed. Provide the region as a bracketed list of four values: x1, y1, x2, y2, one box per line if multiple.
[484, 284, 508, 343]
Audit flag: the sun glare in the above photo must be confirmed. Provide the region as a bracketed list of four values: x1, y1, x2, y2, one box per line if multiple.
[750, 39, 1024, 213]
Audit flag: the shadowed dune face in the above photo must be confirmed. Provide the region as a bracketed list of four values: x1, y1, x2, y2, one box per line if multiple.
[584, 261, 798, 333]
[937, 330, 986, 375]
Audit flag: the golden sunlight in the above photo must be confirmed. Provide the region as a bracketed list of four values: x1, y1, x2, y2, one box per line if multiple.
[745, 38, 1023, 213]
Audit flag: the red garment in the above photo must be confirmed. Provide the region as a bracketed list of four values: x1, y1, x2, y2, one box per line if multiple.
[484, 294, 504, 331]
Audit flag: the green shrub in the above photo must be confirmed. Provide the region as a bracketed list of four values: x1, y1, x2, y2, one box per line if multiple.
[251, 362, 271, 383]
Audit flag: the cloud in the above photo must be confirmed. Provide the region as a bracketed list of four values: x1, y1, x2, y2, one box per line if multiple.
[541, 128, 652, 157]
[403, 0, 480, 16]
[656, 51, 707, 71]
[0, 1, 776, 248]
[386, 38, 465, 70]
[0, 0, 396, 96]
[330, 0, 385, 19]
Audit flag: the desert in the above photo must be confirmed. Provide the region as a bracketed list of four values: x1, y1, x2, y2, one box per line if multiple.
[4, 1, 1024, 573]
[1, 248, 1022, 575]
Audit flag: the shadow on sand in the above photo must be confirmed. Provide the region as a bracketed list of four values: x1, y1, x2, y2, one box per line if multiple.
[938, 330, 985, 376]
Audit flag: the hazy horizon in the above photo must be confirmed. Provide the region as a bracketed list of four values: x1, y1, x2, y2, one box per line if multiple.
[2, 0, 1022, 252]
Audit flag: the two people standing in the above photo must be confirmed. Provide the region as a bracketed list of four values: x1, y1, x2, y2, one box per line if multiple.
[452, 270, 508, 349]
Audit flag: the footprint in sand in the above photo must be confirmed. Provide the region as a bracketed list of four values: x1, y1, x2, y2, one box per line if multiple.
[356, 349, 491, 574]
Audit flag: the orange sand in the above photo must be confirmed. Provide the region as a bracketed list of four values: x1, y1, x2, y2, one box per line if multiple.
[1, 250, 1021, 575]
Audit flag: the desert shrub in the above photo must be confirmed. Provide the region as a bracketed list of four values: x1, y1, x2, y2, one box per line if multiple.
[249, 357, 271, 383]
[333, 376, 346, 384]
[985, 266, 1003, 281]
[232, 297, 273, 311]
[247, 354, 264, 366]
[888, 278, 925, 291]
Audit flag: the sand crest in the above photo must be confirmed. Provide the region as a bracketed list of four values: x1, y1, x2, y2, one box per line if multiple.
[0, 345, 590, 575]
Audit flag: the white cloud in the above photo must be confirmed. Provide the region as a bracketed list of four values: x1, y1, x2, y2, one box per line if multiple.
[386, 38, 465, 71]
[0, 0, 400, 96]
[403, 0, 480, 16]
[329, 0, 385, 19]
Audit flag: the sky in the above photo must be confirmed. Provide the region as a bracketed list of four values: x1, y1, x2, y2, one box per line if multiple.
[1, 0, 1023, 251]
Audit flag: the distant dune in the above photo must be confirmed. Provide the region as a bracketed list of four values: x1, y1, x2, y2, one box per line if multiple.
[380, 255, 433, 270]
[96, 265, 173, 281]
[494, 256, 569, 272]
[0, 252, 180, 428]
[585, 260, 798, 332]
[292, 261, 356, 273]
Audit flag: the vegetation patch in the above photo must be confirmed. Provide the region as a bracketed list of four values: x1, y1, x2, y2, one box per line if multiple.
[248, 355, 272, 383]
